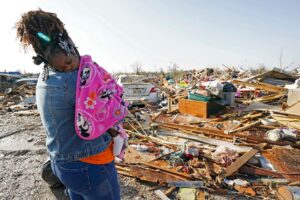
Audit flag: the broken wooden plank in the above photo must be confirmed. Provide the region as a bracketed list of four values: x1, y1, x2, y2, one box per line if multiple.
[154, 190, 171, 200]
[224, 120, 261, 134]
[242, 112, 263, 119]
[151, 111, 162, 121]
[126, 129, 177, 150]
[232, 79, 287, 93]
[159, 122, 291, 146]
[224, 143, 267, 177]
[130, 165, 187, 183]
[242, 93, 286, 104]
[197, 191, 206, 200]
[164, 187, 177, 197]
[239, 165, 283, 178]
[233, 185, 256, 197]
[160, 129, 251, 153]
[143, 162, 194, 180]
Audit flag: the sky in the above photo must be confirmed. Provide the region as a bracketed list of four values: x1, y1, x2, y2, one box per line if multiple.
[0, 0, 299, 73]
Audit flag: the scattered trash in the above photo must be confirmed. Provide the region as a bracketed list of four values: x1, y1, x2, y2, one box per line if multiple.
[212, 146, 239, 166]
[224, 178, 249, 187]
[177, 188, 196, 200]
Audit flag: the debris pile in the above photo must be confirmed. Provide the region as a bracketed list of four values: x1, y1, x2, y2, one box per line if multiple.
[118, 67, 300, 200]
[0, 83, 37, 115]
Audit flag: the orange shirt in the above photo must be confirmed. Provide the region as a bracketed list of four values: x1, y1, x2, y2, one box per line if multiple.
[80, 142, 114, 164]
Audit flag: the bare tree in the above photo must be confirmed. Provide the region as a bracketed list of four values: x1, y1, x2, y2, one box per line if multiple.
[279, 49, 283, 68]
[159, 67, 164, 75]
[131, 62, 142, 75]
[168, 63, 179, 78]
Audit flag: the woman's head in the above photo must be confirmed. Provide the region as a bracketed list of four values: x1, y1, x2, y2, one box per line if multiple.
[15, 9, 79, 72]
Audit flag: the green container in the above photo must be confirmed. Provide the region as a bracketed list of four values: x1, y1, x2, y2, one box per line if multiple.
[188, 92, 211, 102]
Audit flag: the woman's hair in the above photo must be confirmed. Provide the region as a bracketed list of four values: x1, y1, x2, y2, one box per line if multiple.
[15, 9, 67, 58]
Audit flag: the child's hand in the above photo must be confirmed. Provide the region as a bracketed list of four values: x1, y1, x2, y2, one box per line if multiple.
[108, 128, 119, 137]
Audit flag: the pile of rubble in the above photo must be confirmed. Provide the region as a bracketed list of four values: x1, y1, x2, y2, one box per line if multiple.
[119, 67, 300, 200]
[0, 83, 37, 115]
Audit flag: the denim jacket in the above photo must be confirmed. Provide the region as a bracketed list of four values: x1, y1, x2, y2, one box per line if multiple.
[36, 69, 112, 163]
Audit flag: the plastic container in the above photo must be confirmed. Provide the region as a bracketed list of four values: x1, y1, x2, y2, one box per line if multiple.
[223, 92, 236, 106]
[223, 83, 237, 92]
[261, 118, 278, 126]
[188, 92, 211, 102]
[113, 135, 124, 156]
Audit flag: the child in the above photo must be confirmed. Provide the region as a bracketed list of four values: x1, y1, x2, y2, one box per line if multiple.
[75, 55, 128, 158]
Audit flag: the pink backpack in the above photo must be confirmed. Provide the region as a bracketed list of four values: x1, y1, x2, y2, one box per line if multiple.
[75, 55, 128, 140]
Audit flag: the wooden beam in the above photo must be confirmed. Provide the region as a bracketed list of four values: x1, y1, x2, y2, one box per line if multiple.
[224, 120, 261, 134]
[143, 162, 194, 180]
[224, 143, 267, 177]
[242, 93, 286, 104]
[232, 80, 287, 93]
[157, 122, 291, 146]
[239, 165, 283, 178]
[164, 187, 177, 197]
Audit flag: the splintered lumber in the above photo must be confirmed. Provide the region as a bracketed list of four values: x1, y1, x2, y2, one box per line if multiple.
[224, 120, 261, 134]
[164, 187, 177, 197]
[224, 143, 267, 177]
[232, 80, 287, 93]
[197, 191, 206, 200]
[239, 165, 283, 178]
[150, 150, 181, 162]
[161, 129, 251, 153]
[154, 190, 171, 200]
[14, 110, 39, 116]
[271, 113, 300, 130]
[168, 97, 172, 113]
[143, 162, 194, 180]
[242, 93, 286, 104]
[242, 112, 263, 119]
[157, 122, 290, 146]
[116, 166, 135, 177]
[261, 179, 290, 186]
[130, 165, 187, 183]
[234, 185, 256, 196]
[125, 129, 177, 150]
[152, 111, 162, 121]
[158, 122, 232, 139]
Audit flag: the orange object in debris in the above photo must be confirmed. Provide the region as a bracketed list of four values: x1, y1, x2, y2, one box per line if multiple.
[179, 98, 223, 118]
[80, 142, 114, 164]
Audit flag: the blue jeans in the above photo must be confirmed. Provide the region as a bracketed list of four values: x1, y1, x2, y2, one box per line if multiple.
[51, 160, 120, 200]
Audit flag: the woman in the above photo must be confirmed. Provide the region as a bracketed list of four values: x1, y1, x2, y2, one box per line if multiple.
[16, 9, 120, 200]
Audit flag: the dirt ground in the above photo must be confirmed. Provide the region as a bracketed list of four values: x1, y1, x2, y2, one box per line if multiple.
[0, 112, 159, 200]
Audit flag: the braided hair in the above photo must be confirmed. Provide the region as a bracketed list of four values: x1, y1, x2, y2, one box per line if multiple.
[15, 9, 79, 80]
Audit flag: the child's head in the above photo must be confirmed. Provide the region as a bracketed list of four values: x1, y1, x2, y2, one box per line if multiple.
[15, 9, 79, 72]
